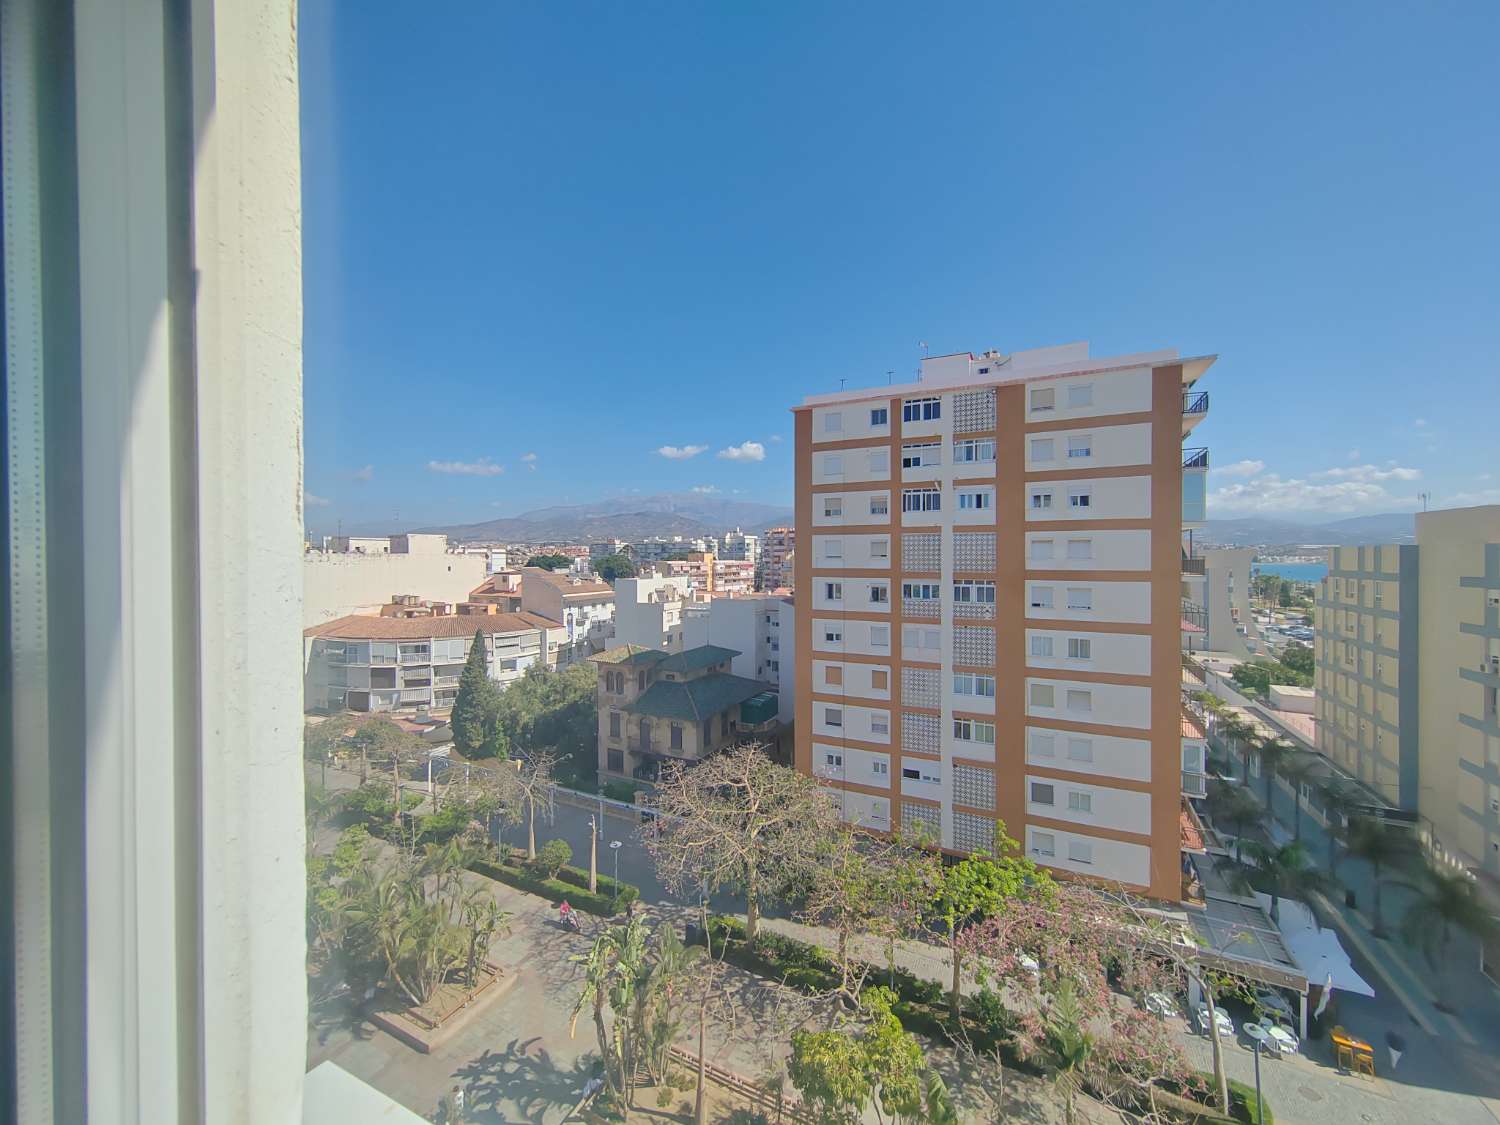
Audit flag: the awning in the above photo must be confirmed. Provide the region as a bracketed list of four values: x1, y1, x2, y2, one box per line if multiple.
[1254, 893, 1376, 998]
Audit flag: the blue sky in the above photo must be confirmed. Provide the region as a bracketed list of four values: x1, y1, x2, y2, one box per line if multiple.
[300, 3, 1498, 529]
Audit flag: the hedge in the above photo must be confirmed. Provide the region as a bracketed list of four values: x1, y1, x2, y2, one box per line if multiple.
[467, 855, 640, 917]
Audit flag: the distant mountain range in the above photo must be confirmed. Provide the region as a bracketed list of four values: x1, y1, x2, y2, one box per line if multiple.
[405, 492, 795, 545]
[1200, 513, 1416, 547]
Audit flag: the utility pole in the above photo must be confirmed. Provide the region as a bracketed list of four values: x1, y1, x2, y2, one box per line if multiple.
[588, 815, 599, 894]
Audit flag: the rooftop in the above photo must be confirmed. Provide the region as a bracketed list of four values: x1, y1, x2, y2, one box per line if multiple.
[304, 611, 559, 640]
[522, 566, 613, 598]
[631, 673, 767, 722]
[656, 644, 740, 674]
[592, 644, 669, 667]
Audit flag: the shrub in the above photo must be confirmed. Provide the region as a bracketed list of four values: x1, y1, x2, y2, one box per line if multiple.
[467, 854, 638, 916]
[601, 780, 637, 804]
[967, 987, 1013, 1040]
[533, 838, 573, 880]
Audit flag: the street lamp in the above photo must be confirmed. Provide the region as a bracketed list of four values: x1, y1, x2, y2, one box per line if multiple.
[1251, 1035, 1263, 1125]
[609, 840, 623, 913]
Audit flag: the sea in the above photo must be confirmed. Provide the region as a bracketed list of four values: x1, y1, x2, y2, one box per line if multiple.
[1252, 561, 1328, 583]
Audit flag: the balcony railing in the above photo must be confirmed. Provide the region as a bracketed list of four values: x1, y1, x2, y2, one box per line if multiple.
[903, 598, 940, 619]
[1182, 447, 1209, 470]
[1181, 770, 1209, 799]
[954, 602, 996, 620]
[1181, 600, 1208, 632]
[1181, 555, 1206, 576]
[1183, 391, 1209, 417]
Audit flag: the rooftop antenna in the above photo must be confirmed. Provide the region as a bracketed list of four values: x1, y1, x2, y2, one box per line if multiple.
[887, 371, 894, 385]
[839, 378, 847, 391]
[918, 340, 929, 357]
[1419, 491, 1431, 512]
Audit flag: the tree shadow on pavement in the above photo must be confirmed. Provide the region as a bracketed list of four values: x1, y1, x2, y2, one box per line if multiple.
[452, 1036, 601, 1125]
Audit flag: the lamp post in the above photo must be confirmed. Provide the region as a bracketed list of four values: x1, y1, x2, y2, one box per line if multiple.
[1251, 1035, 1263, 1124]
[609, 839, 623, 913]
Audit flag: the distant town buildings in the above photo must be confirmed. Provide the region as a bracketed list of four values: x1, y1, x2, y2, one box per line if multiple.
[518, 566, 616, 664]
[794, 340, 1214, 902]
[304, 533, 489, 627]
[659, 551, 755, 598]
[759, 526, 795, 591]
[1315, 504, 1500, 878]
[719, 527, 761, 570]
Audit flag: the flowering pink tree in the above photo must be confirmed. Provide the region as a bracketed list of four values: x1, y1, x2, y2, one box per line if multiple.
[959, 882, 1204, 1116]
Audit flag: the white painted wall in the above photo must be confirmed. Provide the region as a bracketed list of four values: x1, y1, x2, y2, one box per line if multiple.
[814, 446, 890, 485]
[814, 743, 892, 786]
[813, 616, 893, 657]
[1024, 475, 1152, 522]
[1023, 368, 1153, 424]
[812, 700, 891, 744]
[820, 785, 892, 831]
[1024, 580, 1153, 624]
[1023, 421, 1152, 472]
[812, 401, 891, 445]
[303, 552, 488, 626]
[1023, 628, 1152, 676]
[1026, 726, 1153, 782]
[1024, 677, 1153, 730]
[1024, 825, 1151, 886]
[814, 659, 891, 701]
[808, 532, 891, 568]
[812, 576, 890, 614]
[814, 491, 892, 528]
[1025, 774, 1151, 835]
[1024, 529, 1152, 572]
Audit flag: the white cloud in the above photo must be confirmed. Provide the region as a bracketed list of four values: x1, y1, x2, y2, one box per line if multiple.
[1347, 449, 1361, 462]
[769, 435, 784, 444]
[1414, 418, 1429, 429]
[348, 464, 374, 482]
[1209, 473, 1423, 516]
[691, 485, 720, 494]
[717, 441, 766, 462]
[304, 491, 330, 507]
[521, 452, 538, 471]
[1435, 487, 1500, 509]
[657, 444, 708, 460]
[1211, 459, 1265, 478]
[1310, 463, 1421, 483]
[427, 457, 505, 477]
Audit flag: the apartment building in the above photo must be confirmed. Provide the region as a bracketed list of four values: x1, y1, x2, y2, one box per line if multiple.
[720, 527, 762, 569]
[794, 341, 1214, 901]
[660, 551, 756, 597]
[760, 526, 796, 591]
[303, 611, 566, 713]
[303, 533, 489, 626]
[592, 644, 780, 782]
[1182, 547, 1264, 657]
[1316, 506, 1500, 877]
[466, 570, 525, 612]
[613, 574, 698, 652]
[519, 566, 616, 663]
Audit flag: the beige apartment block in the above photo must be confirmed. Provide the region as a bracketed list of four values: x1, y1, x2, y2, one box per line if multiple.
[304, 534, 488, 626]
[793, 341, 1214, 902]
[761, 526, 796, 591]
[1314, 506, 1500, 879]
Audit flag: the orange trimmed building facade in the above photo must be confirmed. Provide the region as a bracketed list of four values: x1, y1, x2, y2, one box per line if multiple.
[792, 342, 1213, 902]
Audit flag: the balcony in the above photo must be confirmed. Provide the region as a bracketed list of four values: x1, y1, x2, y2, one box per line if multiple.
[954, 602, 996, 620]
[1181, 599, 1208, 634]
[902, 597, 940, 619]
[1181, 554, 1206, 576]
[1182, 447, 1209, 470]
[1182, 467, 1207, 527]
[1182, 390, 1209, 435]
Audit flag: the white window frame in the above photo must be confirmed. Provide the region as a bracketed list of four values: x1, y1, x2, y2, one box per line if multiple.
[1030, 684, 1055, 708]
[1066, 587, 1092, 611]
[824, 453, 844, 476]
[823, 538, 843, 560]
[824, 707, 844, 728]
[1032, 732, 1057, 757]
[1030, 782, 1056, 806]
[824, 581, 843, 601]
[823, 497, 843, 518]
[1030, 438, 1055, 462]
[869, 495, 889, 516]
[869, 624, 890, 649]
[1067, 791, 1093, 813]
[1033, 832, 1057, 857]
[954, 438, 996, 464]
[1066, 537, 1092, 560]
[1067, 435, 1092, 459]
[1065, 689, 1092, 713]
[870, 406, 889, 426]
[1030, 490, 1053, 510]
[1068, 489, 1092, 510]
[1067, 637, 1092, 660]
[1067, 737, 1094, 762]
[902, 396, 942, 422]
[869, 583, 889, 604]
[1030, 387, 1055, 413]
[1030, 586, 1054, 610]
[902, 488, 942, 513]
[901, 442, 942, 469]
[1031, 538, 1055, 561]
[871, 536, 889, 559]
[824, 411, 844, 433]
[1030, 635, 1054, 657]
[958, 490, 992, 511]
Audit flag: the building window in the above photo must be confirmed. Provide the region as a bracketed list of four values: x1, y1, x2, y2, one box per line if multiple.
[823, 628, 843, 643]
[1067, 637, 1092, 660]
[870, 583, 889, 604]
[901, 442, 942, 469]
[954, 438, 996, 463]
[1030, 491, 1053, 510]
[1030, 782, 1056, 806]
[1030, 684, 1056, 708]
[871, 714, 890, 736]
[871, 669, 889, 690]
[638, 670, 647, 691]
[825, 665, 843, 686]
[824, 581, 843, 601]
[609, 712, 622, 738]
[825, 751, 843, 768]
[1067, 737, 1093, 762]
[608, 749, 625, 772]
[1031, 731, 1056, 757]
[1066, 537, 1092, 560]
[1067, 383, 1093, 407]
[670, 723, 683, 750]
[952, 719, 995, 744]
[953, 673, 996, 698]
[1031, 635, 1054, 657]
[902, 582, 941, 600]
[1031, 538, 1055, 561]
[825, 538, 844, 560]
[1068, 489, 1092, 510]
[825, 707, 843, 727]
[1067, 840, 1093, 864]
[871, 537, 889, 559]
[872, 759, 889, 776]
[958, 490, 992, 511]
[1032, 831, 1057, 857]
[870, 495, 889, 517]
[1030, 438, 1055, 462]
[869, 624, 890, 648]
[869, 449, 890, 473]
[1066, 587, 1092, 610]
[1030, 586, 1054, 609]
[1065, 689, 1092, 713]
[824, 453, 844, 476]
[871, 406, 889, 426]
[824, 411, 843, 433]
[953, 581, 996, 604]
[1067, 435, 1092, 459]
[1067, 791, 1092, 813]
[903, 625, 941, 652]
[903, 396, 941, 422]
[1030, 387, 1055, 413]
[902, 488, 942, 513]
[823, 497, 843, 518]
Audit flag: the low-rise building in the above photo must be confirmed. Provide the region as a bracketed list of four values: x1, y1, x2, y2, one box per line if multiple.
[465, 570, 524, 612]
[520, 566, 616, 663]
[682, 593, 795, 721]
[303, 610, 566, 713]
[592, 644, 778, 782]
[304, 533, 489, 626]
[613, 574, 698, 653]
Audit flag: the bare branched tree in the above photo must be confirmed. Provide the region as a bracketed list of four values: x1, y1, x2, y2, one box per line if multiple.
[511, 750, 557, 861]
[645, 742, 836, 942]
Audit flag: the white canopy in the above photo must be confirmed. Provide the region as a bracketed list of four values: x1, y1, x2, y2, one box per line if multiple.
[1256, 894, 1376, 998]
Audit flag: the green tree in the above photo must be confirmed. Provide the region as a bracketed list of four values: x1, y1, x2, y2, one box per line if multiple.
[1396, 869, 1500, 1011]
[570, 915, 650, 1103]
[928, 832, 1043, 1017]
[1044, 978, 1093, 1125]
[1345, 818, 1423, 936]
[1229, 841, 1337, 924]
[526, 553, 572, 570]
[534, 837, 573, 880]
[1280, 754, 1320, 841]
[1254, 735, 1292, 813]
[1207, 781, 1262, 863]
[1280, 641, 1314, 677]
[451, 630, 501, 756]
[487, 662, 598, 780]
[789, 1024, 870, 1125]
[1216, 712, 1258, 787]
[593, 553, 636, 583]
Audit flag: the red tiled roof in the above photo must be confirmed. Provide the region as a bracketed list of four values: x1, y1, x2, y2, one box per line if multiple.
[1181, 710, 1207, 739]
[1180, 801, 1207, 853]
[304, 611, 560, 640]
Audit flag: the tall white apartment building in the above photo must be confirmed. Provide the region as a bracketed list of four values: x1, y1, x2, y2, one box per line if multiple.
[794, 341, 1214, 902]
[720, 527, 762, 569]
[760, 526, 796, 591]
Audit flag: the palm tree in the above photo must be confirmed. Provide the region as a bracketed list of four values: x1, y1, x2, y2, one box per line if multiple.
[1318, 783, 1361, 876]
[1279, 755, 1320, 842]
[1254, 736, 1292, 819]
[570, 915, 650, 1103]
[1228, 841, 1337, 924]
[1216, 713, 1258, 786]
[1207, 782, 1262, 863]
[1044, 978, 1093, 1125]
[1396, 869, 1500, 1012]
[1344, 818, 1422, 937]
